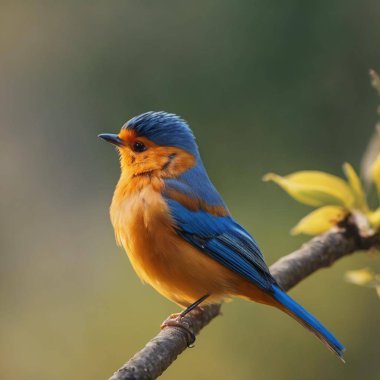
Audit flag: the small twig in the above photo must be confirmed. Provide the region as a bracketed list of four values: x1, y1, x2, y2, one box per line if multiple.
[109, 224, 379, 380]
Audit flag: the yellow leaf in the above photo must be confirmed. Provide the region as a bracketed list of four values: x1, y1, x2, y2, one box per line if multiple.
[343, 162, 368, 212]
[361, 124, 380, 188]
[370, 69, 380, 96]
[367, 208, 380, 229]
[291, 206, 347, 235]
[345, 268, 375, 286]
[263, 171, 354, 208]
[376, 286, 380, 298]
[371, 153, 380, 200]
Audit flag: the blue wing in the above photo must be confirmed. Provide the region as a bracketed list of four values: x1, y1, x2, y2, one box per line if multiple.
[164, 184, 345, 360]
[164, 197, 275, 291]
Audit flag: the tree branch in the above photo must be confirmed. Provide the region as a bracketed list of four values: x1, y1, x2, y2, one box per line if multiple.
[108, 224, 379, 380]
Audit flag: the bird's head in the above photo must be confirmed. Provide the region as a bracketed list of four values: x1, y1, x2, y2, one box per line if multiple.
[99, 111, 199, 179]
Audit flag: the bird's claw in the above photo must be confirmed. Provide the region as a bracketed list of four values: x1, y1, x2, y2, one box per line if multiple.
[160, 313, 196, 347]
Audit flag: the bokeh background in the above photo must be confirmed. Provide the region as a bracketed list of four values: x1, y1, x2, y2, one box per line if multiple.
[1, 1, 380, 379]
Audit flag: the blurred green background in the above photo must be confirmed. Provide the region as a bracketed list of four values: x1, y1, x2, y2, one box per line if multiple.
[1, 1, 380, 379]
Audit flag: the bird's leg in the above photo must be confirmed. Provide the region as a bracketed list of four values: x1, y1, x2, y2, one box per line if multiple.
[180, 294, 210, 317]
[160, 294, 210, 346]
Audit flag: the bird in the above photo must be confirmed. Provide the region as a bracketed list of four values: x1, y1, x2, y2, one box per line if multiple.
[99, 111, 345, 360]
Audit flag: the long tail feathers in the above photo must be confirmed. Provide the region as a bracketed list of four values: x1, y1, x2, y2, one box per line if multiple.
[272, 285, 345, 362]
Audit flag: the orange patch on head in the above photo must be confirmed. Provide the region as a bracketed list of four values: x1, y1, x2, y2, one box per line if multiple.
[117, 128, 137, 143]
[166, 189, 229, 216]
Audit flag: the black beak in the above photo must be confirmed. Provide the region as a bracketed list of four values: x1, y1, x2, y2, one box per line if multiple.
[98, 133, 124, 146]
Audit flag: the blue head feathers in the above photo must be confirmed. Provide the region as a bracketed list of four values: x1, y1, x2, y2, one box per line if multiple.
[124, 111, 198, 155]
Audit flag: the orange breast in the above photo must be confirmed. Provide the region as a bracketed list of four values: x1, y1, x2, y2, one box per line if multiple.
[110, 177, 243, 307]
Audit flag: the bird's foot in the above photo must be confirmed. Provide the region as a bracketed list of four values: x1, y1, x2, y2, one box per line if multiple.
[160, 313, 196, 347]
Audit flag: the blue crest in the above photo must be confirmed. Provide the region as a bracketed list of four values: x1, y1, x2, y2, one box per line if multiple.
[124, 111, 198, 154]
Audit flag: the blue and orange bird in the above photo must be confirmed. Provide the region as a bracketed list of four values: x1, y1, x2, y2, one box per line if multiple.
[99, 111, 345, 360]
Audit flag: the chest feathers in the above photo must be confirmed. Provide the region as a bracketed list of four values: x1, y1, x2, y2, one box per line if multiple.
[110, 176, 175, 281]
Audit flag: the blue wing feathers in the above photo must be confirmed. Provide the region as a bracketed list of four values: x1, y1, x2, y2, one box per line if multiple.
[166, 197, 274, 291]
[165, 190, 345, 360]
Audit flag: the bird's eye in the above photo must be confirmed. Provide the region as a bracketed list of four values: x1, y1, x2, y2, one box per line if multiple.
[132, 141, 147, 152]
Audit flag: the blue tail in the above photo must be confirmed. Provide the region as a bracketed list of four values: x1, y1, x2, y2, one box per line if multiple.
[272, 285, 345, 361]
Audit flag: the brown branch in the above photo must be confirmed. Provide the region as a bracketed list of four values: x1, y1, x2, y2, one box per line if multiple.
[108, 224, 379, 380]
